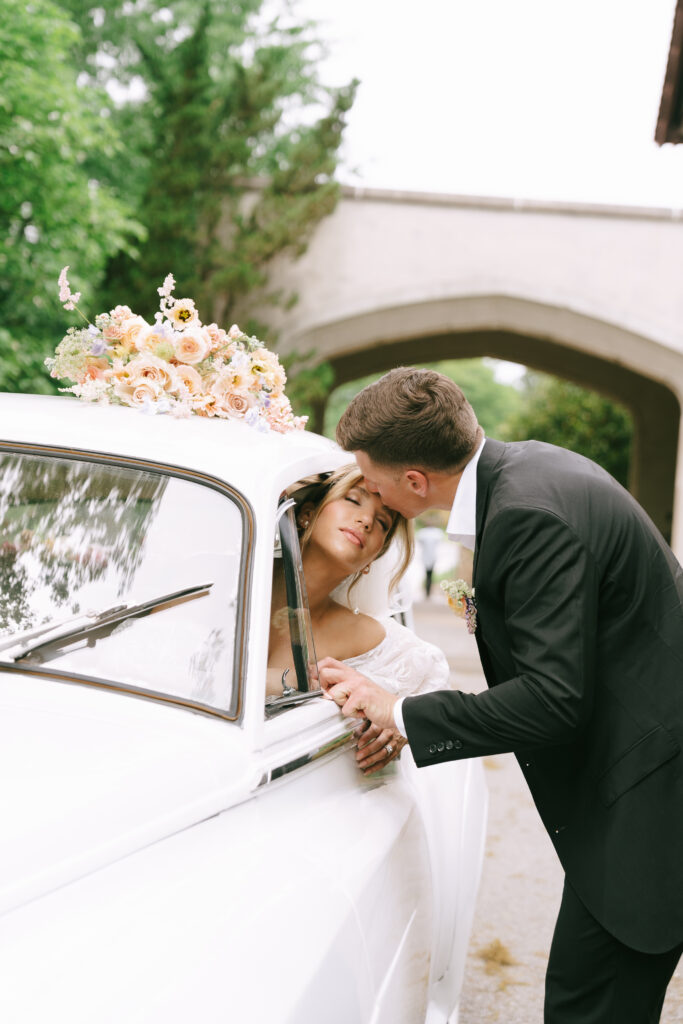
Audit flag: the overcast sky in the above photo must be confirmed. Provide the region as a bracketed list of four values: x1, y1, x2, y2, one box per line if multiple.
[298, 0, 683, 210]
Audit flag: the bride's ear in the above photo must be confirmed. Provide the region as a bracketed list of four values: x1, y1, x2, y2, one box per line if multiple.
[405, 470, 429, 497]
[297, 501, 315, 529]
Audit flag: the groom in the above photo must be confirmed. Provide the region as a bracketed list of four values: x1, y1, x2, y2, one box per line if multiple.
[318, 367, 683, 1023]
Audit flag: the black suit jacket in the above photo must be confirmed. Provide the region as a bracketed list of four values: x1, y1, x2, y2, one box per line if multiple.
[403, 439, 683, 953]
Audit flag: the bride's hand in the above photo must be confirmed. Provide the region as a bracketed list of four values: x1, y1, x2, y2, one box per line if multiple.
[355, 722, 406, 775]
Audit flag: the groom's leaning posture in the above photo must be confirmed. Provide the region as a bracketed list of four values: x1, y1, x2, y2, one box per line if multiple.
[318, 368, 683, 1024]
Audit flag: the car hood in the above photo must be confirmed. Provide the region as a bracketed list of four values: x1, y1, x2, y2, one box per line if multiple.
[0, 670, 255, 917]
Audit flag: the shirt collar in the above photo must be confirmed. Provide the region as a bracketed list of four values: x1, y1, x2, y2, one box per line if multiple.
[446, 436, 486, 551]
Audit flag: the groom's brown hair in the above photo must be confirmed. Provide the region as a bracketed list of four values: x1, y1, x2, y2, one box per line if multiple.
[336, 367, 482, 471]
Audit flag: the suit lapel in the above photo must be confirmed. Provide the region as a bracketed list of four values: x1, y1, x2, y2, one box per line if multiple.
[471, 439, 507, 688]
[472, 438, 506, 585]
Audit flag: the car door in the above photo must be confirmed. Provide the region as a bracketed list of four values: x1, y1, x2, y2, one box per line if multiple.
[251, 497, 436, 1024]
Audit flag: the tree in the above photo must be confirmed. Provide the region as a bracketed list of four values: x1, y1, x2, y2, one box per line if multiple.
[58, 0, 357, 335]
[0, 0, 140, 394]
[501, 373, 633, 487]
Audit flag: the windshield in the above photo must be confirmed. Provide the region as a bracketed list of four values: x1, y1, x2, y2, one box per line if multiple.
[0, 451, 247, 715]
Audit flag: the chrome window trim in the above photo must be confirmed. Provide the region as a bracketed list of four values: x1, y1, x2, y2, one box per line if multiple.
[255, 719, 358, 788]
[0, 440, 254, 722]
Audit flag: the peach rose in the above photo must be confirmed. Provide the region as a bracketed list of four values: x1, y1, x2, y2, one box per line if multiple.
[224, 391, 252, 416]
[175, 364, 204, 398]
[136, 326, 170, 353]
[130, 381, 162, 407]
[119, 315, 150, 353]
[102, 323, 124, 343]
[112, 377, 159, 407]
[173, 327, 211, 365]
[127, 353, 179, 392]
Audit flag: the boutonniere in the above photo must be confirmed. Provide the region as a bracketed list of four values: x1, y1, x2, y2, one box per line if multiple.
[441, 579, 477, 634]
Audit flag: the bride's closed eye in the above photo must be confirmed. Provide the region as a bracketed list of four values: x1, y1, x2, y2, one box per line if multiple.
[346, 490, 391, 531]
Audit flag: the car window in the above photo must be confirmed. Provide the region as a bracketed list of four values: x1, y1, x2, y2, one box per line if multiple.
[265, 501, 320, 715]
[0, 450, 248, 716]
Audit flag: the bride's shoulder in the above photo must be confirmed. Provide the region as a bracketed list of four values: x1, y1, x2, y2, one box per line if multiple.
[329, 603, 386, 656]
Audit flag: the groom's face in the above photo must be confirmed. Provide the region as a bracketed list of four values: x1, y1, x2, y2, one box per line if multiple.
[354, 452, 427, 519]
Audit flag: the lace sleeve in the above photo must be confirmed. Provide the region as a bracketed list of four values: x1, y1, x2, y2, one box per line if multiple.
[345, 618, 450, 697]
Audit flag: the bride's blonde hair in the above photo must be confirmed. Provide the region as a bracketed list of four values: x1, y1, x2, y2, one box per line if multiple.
[292, 464, 414, 595]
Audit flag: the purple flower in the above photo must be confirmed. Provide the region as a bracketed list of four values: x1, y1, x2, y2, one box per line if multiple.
[90, 337, 107, 356]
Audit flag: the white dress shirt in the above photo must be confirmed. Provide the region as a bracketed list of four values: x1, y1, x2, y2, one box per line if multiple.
[393, 437, 486, 737]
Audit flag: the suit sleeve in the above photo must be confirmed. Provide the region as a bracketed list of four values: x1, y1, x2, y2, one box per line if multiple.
[404, 506, 599, 767]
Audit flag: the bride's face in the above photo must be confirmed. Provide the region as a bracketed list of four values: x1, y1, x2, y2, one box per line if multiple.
[307, 483, 394, 573]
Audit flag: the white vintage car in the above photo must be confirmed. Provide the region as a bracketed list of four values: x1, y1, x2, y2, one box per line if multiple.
[0, 394, 486, 1024]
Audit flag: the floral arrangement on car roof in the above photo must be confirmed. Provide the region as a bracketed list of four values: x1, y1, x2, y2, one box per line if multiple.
[46, 268, 307, 432]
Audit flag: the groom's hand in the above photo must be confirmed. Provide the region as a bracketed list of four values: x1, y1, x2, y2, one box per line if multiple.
[315, 656, 398, 731]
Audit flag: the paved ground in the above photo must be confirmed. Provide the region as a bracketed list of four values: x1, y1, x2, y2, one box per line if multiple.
[411, 596, 683, 1024]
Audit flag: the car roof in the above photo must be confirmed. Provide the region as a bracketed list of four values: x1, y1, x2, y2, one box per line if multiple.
[0, 394, 350, 501]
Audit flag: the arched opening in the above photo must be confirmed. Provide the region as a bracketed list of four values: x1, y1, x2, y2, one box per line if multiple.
[314, 328, 680, 542]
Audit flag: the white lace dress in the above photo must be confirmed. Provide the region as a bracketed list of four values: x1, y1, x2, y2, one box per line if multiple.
[344, 617, 449, 697]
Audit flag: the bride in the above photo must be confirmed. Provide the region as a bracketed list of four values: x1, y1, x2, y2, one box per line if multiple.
[268, 464, 449, 775]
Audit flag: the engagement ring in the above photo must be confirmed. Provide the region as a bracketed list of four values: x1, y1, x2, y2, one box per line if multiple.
[386, 743, 393, 756]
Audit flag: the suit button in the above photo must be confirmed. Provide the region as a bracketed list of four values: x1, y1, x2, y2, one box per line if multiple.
[445, 740, 454, 750]
[454, 740, 463, 750]
[437, 742, 445, 752]
[428, 744, 437, 754]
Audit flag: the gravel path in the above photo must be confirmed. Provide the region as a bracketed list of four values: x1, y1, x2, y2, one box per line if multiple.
[411, 597, 683, 1024]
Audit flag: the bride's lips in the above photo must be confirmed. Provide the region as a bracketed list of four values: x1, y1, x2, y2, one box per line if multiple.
[340, 527, 364, 549]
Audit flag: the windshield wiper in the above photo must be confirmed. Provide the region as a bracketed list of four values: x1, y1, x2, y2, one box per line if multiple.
[1, 583, 213, 663]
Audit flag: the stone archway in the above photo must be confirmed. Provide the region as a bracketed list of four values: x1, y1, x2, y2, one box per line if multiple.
[322, 326, 680, 544]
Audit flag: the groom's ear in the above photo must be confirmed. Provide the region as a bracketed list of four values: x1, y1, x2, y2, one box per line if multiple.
[405, 470, 429, 497]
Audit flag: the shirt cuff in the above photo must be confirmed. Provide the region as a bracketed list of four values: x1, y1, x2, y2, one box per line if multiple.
[393, 696, 407, 738]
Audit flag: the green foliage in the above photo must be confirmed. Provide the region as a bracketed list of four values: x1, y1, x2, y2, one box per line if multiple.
[1, 0, 354, 403]
[0, 0, 142, 393]
[58, 0, 357, 332]
[323, 359, 523, 440]
[500, 373, 633, 486]
[281, 353, 335, 426]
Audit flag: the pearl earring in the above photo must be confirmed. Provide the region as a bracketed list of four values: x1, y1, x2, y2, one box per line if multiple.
[362, 566, 370, 575]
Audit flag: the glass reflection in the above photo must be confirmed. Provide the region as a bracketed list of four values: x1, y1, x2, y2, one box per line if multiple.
[0, 453, 243, 712]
